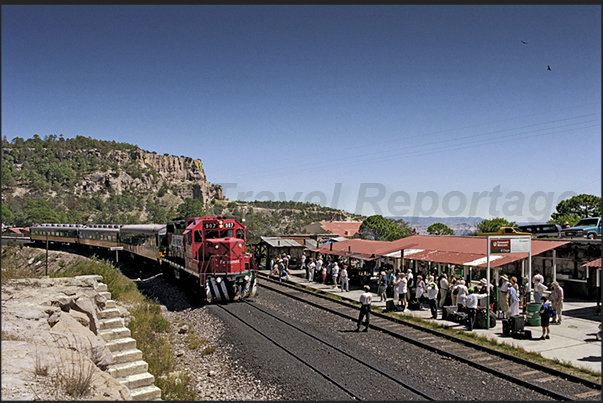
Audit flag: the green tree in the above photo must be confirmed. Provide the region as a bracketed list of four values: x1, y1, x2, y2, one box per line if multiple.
[427, 223, 454, 236]
[23, 199, 60, 225]
[2, 204, 13, 225]
[475, 217, 517, 234]
[147, 204, 168, 224]
[549, 194, 601, 227]
[177, 198, 205, 219]
[356, 215, 411, 241]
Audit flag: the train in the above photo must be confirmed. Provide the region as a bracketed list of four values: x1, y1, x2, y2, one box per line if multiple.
[29, 216, 258, 303]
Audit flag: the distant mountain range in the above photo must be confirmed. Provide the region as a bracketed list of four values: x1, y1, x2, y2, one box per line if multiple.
[389, 216, 484, 236]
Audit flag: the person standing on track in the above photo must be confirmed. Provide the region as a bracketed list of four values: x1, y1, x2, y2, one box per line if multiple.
[356, 285, 372, 332]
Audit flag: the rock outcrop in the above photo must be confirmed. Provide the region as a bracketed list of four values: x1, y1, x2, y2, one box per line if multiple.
[1, 275, 160, 401]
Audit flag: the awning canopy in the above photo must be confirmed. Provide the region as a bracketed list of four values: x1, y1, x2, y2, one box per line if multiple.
[310, 235, 570, 267]
[582, 258, 601, 268]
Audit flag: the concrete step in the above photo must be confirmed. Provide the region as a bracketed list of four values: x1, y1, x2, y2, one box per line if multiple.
[115, 372, 156, 390]
[100, 327, 132, 342]
[108, 360, 148, 378]
[106, 337, 137, 353]
[96, 282, 108, 292]
[99, 317, 125, 330]
[99, 307, 121, 320]
[105, 300, 117, 309]
[111, 348, 143, 365]
[75, 274, 103, 282]
[130, 385, 162, 401]
[98, 291, 112, 300]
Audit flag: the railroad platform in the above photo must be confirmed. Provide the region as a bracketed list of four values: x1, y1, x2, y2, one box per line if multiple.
[259, 268, 602, 375]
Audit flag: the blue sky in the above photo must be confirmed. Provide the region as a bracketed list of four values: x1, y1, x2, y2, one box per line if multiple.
[2, 5, 601, 223]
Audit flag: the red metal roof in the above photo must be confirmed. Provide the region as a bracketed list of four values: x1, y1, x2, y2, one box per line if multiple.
[319, 221, 362, 237]
[582, 258, 601, 268]
[311, 235, 570, 267]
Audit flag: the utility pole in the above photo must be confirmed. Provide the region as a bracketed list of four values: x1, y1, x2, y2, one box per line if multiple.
[45, 233, 49, 276]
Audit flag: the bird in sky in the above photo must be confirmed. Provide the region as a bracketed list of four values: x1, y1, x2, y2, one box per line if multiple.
[547, 65, 552, 71]
[521, 40, 528, 44]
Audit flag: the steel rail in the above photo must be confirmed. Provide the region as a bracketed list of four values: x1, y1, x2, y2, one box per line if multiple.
[257, 275, 594, 401]
[242, 300, 437, 401]
[214, 304, 365, 401]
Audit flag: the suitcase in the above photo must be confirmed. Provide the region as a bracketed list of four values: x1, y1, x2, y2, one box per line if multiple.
[512, 329, 532, 340]
[454, 312, 468, 323]
[408, 300, 421, 310]
[496, 310, 506, 319]
[442, 305, 457, 321]
[386, 299, 395, 312]
[510, 315, 525, 333]
[475, 309, 497, 329]
[502, 319, 511, 336]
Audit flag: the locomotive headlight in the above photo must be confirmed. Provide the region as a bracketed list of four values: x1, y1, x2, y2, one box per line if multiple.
[216, 277, 222, 284]
[244, 275, 249, 282]
[215, 244, 219, 249]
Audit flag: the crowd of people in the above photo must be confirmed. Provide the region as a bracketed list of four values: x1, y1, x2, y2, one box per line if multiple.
[269, 253, 566, 339]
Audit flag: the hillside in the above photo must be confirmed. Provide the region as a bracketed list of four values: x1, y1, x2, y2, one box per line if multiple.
[1, 135, 363, 242]
[390, 216, 482, 236]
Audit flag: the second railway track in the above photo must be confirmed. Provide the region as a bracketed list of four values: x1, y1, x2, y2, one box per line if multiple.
[255, 274, 601, 401]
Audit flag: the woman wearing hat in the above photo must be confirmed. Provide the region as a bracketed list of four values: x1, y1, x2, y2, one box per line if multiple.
[498, 275, 510, 318]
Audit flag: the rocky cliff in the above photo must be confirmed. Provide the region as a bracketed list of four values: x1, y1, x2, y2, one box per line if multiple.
[1, 275, 133, 400]
[70, 149, 224, 204]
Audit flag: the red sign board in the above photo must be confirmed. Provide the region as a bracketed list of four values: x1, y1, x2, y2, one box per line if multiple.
[490, 239, 511, 253]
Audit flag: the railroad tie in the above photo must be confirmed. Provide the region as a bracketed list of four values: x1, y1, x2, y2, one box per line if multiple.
[532, 376, 559, 383]
[471, 356, 494, 362]
[574, 390, 601, 399]
[518, 370, 541, 376]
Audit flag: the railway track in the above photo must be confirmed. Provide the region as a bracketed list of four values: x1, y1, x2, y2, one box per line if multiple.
[217, 300, 437, 401]
[256, 274, 601, 401]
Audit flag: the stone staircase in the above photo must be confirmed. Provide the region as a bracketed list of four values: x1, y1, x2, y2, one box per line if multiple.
[94, 279, 162, 401]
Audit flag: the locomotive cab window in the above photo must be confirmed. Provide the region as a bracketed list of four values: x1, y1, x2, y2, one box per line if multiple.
[205, 230, 219, 239]
[221, 229, 234, 238]
[194, 230, 203, 243]
[236, 229, 245, 240]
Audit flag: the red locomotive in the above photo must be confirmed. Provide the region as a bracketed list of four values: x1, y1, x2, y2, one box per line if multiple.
[161, 216, 258, 303]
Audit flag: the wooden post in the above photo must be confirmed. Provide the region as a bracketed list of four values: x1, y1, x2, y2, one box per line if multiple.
[45, 233, 49, 276]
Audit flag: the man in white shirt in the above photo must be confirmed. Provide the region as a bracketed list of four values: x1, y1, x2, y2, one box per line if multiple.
[315, 257, 323, 283]
[464, 287, 488, 331]
[356, 285, 373, 332]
